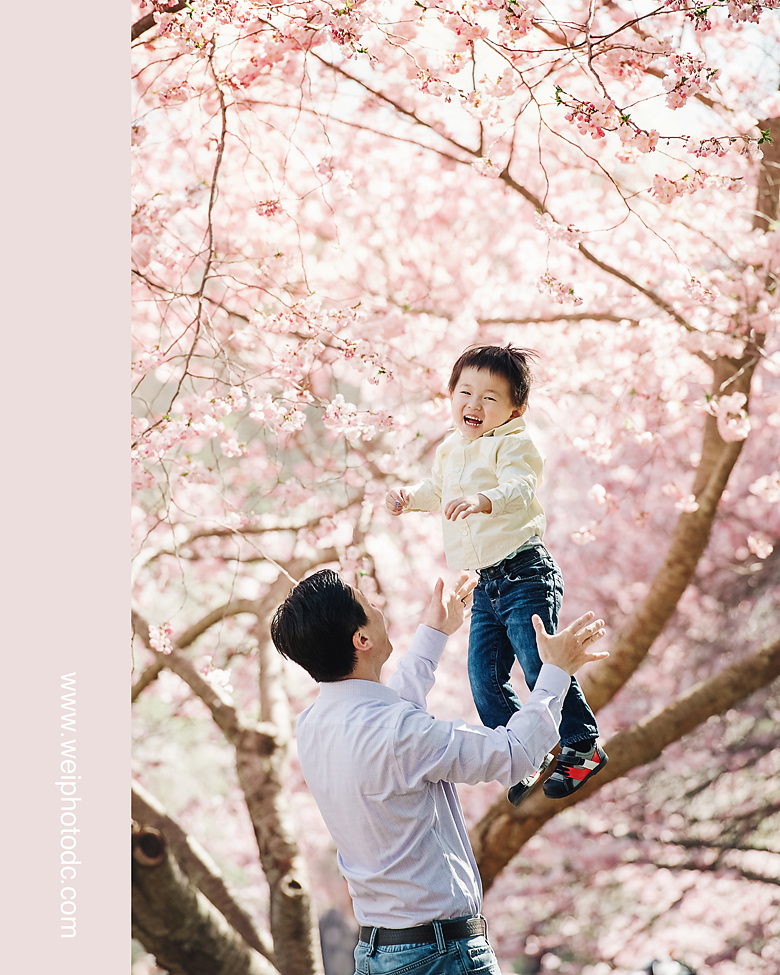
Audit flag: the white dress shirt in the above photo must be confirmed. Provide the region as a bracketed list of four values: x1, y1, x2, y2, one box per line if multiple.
[405, 415, 547, 570]
[296, 624, 571, 927]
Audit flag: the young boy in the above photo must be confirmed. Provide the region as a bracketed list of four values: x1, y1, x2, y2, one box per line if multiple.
[386, 344, 607, 806]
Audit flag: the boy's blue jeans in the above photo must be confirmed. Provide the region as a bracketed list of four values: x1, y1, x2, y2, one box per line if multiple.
[468, 544, 598, 747]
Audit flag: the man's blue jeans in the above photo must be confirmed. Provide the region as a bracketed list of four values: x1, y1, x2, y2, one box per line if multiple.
[354, 928, 502, 974]
[468, 544, 598, 747]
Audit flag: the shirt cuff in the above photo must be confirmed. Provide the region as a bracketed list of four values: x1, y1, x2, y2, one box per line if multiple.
[536, 662, 572, 698]
[409, 624, 449, 665]
[481, 487, 507, 516]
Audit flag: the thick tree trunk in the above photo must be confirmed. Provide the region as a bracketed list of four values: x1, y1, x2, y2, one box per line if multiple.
[235, 623, 324, 975]
[132, 783, 274, 962]
[132, 824, 280, 975]
[580, 334, 764, 714]
[472, 633, 780, 889]
[131, 556, 331, 975]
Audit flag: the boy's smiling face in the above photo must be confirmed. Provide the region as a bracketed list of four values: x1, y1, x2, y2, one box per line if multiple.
[451, 366, 525, 440]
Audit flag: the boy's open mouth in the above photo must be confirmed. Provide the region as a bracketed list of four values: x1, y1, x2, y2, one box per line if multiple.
[463, 414, 483, 428]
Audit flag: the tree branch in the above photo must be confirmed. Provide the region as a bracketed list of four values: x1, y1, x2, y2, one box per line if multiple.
[314, 57, 694, 332]
[132, 823, 281, 975]
[132, 782, 275, 961]
[131, 1, 187, 42]
[472, 632, 780, 889]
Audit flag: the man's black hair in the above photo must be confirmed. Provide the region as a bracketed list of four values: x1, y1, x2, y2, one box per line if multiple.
[270, 569, 369, 682]
[448, 344, 538, 409]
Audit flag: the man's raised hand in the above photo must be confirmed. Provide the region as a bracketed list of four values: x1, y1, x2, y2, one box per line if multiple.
[532, 612, 608, 676]
[425, 574, 477, 635]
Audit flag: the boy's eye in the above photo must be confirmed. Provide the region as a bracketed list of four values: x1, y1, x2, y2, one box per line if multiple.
[485, 397, 496, 402]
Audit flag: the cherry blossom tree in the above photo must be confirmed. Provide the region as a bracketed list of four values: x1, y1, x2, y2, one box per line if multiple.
[131, 2, 780, 973]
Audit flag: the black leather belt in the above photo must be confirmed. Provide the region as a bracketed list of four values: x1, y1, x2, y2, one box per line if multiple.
[359, 915, 486, 946]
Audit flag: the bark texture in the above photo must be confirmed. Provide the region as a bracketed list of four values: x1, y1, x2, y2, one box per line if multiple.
[131, 1, 187, 42]
[235, 621, 324, 975]
[132, 825, 280, 975]
[132, 555, 329, 975]
[472, 634, 780, 889]
[132, 782, 274, 962]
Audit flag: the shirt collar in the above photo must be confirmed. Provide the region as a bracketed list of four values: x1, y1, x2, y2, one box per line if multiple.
[455, 413, 527, 443]
[317, 679, 399, 703]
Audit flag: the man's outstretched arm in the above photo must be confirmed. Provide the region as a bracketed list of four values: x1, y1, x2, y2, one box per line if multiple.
[387, 575, 476, 708]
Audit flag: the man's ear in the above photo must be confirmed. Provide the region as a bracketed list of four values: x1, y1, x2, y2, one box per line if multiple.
[352, 627, 372, 653]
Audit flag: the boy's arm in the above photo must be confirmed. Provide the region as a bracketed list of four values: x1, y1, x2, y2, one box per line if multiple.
[399, 441, 446, 512]
[479, 436, 544, 516]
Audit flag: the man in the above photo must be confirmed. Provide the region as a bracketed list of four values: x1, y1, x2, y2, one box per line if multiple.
[271, 569, 607, 974]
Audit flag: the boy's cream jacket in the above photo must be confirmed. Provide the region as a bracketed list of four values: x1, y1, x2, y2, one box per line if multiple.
[405, 415, 546, 571]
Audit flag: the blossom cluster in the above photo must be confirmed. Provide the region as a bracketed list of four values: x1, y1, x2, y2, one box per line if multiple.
[472, 155, 502, 178]
[595, 39, 669, 87]
[617, 122, 659, 154]
[438, 11, 489, 42]
[255, 199, 282, 217]
[497, 0, 535, 39]
[533, 211, 582, 248]
[249, 394, 308, 434]
[558, 89, 658, 153]
[662, 53, 719, 110]
[726, 0, 780, 23]
[749, 471, 780, 504]
[340, 338, 394, 384]
[463, 90, 501, 121]
[537, 271, 583, 305]
[661, 482, 699, 513]
[322, 394, 393, 440]
[685, 135, 763, 161]
[711, 391, 751, 443]
[133, 347, 167, 377]
[198, 655, 234, 697]
[747, 533, 774, 559]
[650, 170, 743, 205]
[560, 91, 620, 140]
[415, 70, 456, 99]
[148, 623, 173, 655]
[152, 0, 265, 53]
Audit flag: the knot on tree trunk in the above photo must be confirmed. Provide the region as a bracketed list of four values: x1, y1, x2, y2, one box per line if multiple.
[133, 823, 167, 867]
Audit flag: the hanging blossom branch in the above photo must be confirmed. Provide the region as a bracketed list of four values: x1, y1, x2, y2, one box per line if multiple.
[312, 55, 697, 332]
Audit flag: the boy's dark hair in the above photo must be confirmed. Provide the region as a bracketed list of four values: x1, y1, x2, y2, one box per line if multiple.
[448, 344, 538, 409]
[270, 569, 368, 682]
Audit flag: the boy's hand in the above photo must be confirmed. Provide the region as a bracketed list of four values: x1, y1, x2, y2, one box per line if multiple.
[444, 494, 492, 521]
[425, 574, 477, 635]
[386, 488, 410, 516]
[533, 612, 608, 676]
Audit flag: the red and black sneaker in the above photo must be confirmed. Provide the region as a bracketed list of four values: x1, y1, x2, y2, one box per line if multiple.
[542, 742, 608, 799]
[507, 752, 555, 807]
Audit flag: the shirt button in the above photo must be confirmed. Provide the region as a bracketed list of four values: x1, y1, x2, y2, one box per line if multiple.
[462, 529, 468, 535]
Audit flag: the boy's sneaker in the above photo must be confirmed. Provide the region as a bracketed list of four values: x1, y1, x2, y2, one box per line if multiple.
[543, 742, 608, 799]
[507, 752, 555, 807]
